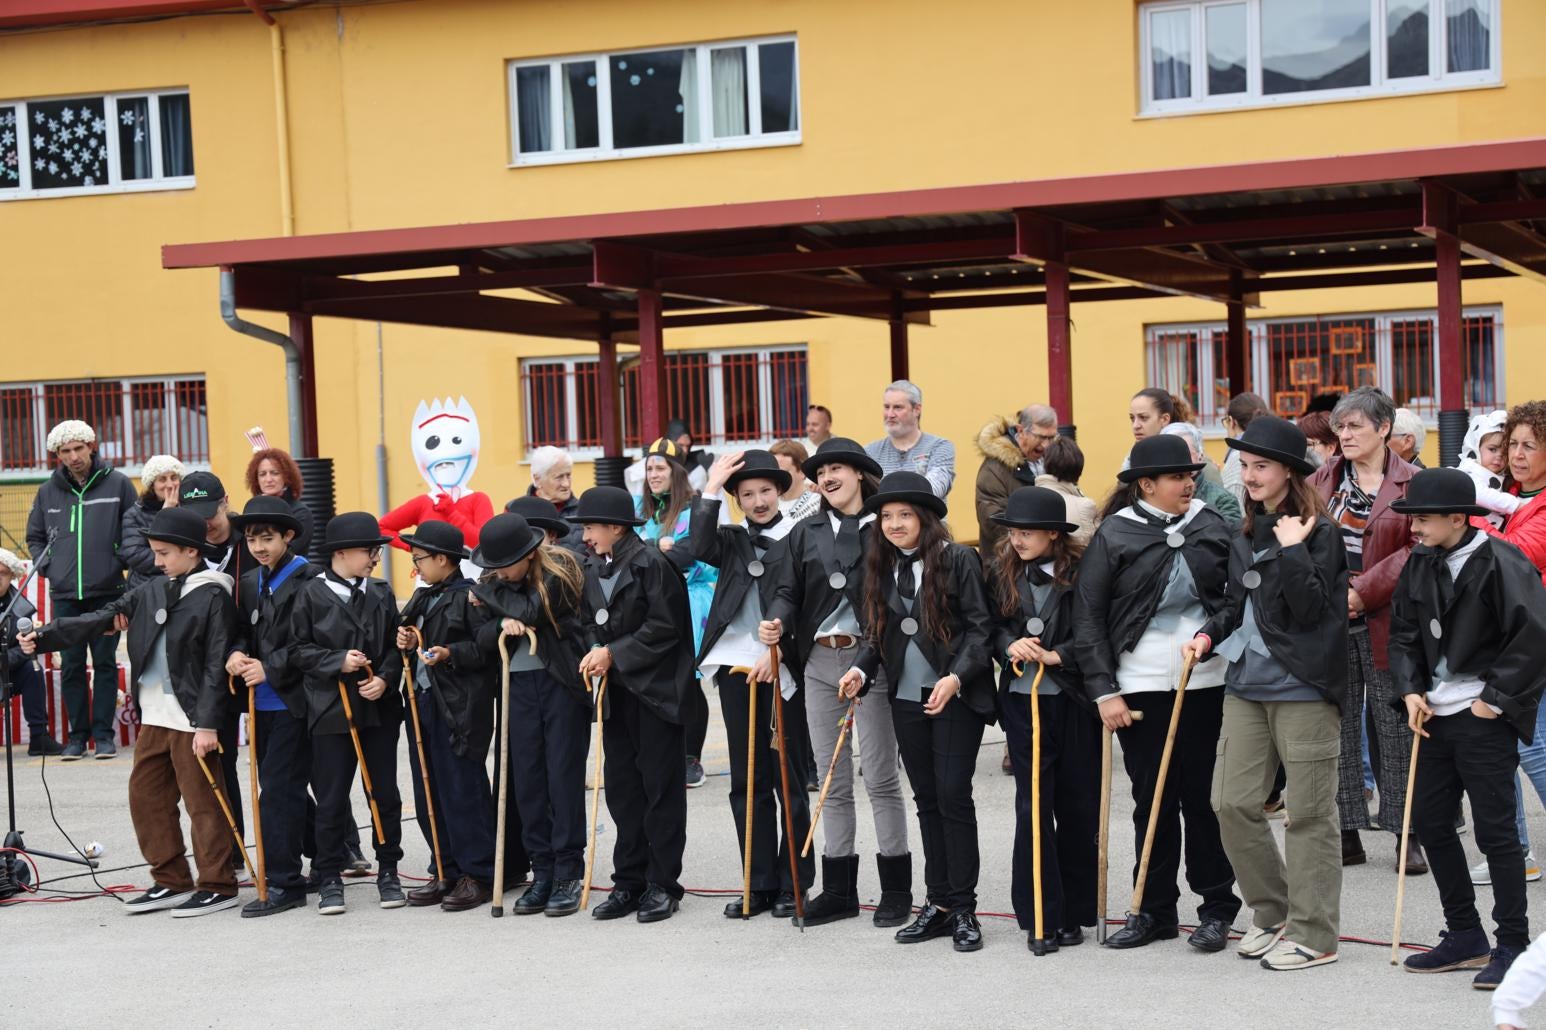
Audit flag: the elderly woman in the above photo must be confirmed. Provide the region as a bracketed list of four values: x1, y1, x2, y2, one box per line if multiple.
[246, 446, 314, 555]
[120, 454, 184, 589]
[1308, 386, 1421, 873]
[508, 445, 583, 551]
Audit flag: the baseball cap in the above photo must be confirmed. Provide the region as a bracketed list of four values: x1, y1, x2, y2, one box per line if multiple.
[178, 471, 227, 518]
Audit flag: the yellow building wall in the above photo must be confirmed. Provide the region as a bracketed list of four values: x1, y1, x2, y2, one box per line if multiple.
[1, 0, 1543, 584]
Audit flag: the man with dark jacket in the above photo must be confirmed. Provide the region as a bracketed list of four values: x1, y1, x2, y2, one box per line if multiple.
[25, 419, 138, 760]
[974, 405, 1058, 558]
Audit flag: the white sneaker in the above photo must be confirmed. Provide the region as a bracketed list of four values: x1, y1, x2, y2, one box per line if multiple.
[1469, 852, 1541, 885]
[1528, 852, 1542, 882]
[124, 884, 195, 914]
[169, 890, 240, 918]
[1260, 939, 1338, 971]
[1236, 923, 1285, 959]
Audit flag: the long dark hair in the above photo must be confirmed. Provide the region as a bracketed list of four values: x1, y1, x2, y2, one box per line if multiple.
[990, 530, 1085, 616]
[1239, 465, 1330, 536]
[817, 466, 880, 514]
[642, 458, 694, 534]
[862, 505, 954, 646]
[1099, 480, 1145, 521]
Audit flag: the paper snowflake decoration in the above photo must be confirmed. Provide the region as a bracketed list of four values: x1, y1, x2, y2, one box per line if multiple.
[61, 106, 74, 123]
[91, 117, 105, 134]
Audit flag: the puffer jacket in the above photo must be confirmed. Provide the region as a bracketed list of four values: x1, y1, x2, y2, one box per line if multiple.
[974, 415, 1038, 558]
[25, 455, 138, 601]
[120, 497, 164, 590]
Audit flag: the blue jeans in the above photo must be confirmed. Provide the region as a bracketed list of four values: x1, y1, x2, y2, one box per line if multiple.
[1513, 705, 1546, 850]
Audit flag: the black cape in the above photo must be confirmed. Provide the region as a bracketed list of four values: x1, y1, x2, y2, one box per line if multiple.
[688, 496, 802, 684]
[990, 562, 1093, 716]
[472, 567, 589, 703]
[231, 552, 321, 719]
[288, 574, 403, 736]
[400, 575, 495, 759]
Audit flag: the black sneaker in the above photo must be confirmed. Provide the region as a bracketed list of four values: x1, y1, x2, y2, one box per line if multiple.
[124, 884, 195, 914]
[1404, 927, 1490, 973]
[318, 879, 346, 915]
[1473, 945, 1523, 990]
[685, 758, 706, 789]
[241, 886, 307, 918]
[93, 739, 117, 760]
[169, 891, 239, 918]
[377, 869, 406, 909]
[27, 735, 64, 757]
[59, 740, 86, 761]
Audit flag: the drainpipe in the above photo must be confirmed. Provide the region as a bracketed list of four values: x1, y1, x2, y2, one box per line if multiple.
[220, 267, 307, 457]
[244, 1, 294, 236]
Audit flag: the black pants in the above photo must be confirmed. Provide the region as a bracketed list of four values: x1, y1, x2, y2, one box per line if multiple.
[406, 689, 496, 885]
[507, 669, 590, 881]
[254, 707, 311, 890]
[10, 658, 49, 737]
[489, 689, 531, 886]
[718, 668, 814, 894]
[892, 695, 984, 911]
[1119, 688, 1240, 926]
[218, 707, 244, 840]
[1003, 690, 1101, 933]
[1413, 711, 1528, 949]
[603, 684, 687, 897]
[685, 679, 710, 761]
[53, 594, 120, 745]
[311, 720, 403, 879]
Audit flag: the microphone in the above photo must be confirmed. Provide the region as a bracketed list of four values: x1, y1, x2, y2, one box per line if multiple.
[15, 617, 41, 671]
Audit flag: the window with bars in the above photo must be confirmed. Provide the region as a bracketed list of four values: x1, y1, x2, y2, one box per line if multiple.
[521, 347, 807, 454]
[0, 376, 209, 476]
[1145, 307, 1501, 430]
[0, 89, 193, 200]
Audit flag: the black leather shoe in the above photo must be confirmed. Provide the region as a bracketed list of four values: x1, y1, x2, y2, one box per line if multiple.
[894, 903, 954, 944]
[636, 885, 680, 923]
[1103, 912, 1180, 949]
[953, 912, 984, 952]
[724, 891, 774, 918]
[1057, 927, 1085, 947]
[240, 885, 306, 918]
[771, 890, 804, 919]
[1341, 829, 1366, 866]
[544, 880, 582, 917]
[1188, 918, 1231, 953]
[591, 888, 640, 920]
[1028, 933, 1060, 955]
[512, 879, 554, 915]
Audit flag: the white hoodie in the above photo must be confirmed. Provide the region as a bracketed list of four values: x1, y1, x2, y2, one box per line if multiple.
[1459, 410, 1522, 530]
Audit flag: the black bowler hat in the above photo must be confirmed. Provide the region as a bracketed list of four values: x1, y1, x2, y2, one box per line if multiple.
[569, 486, 646, 527]
[399, 520, 470, 561]
[863, 470, 948, 519]
[802, 436, 882, 482]
[991, 486, 1079, 533]
[470, 513, 544, 569]
[1391, 467, 1490, 518]
[228, 495, 303, 537]
[504, 495, 570, 539]
[178, 470, 227, 518]
[319, 512, 392, 553]
[725, 449, 792, 495]
[143, 507, 215, 553]
[1118, 435, 1205, 484]
[1226, 415, 1314, 476]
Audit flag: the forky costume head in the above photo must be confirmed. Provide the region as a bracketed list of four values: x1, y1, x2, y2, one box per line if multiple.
[413, 397, 481, 501]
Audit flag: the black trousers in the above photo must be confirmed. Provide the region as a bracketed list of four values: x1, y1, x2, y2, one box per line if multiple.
[685, 679, 710, 760]
[1003, 690, 1101, 933]
[489, 689, 531, 886]
[254, 707, 310, 890]
[602, 684, 687, 897]
[717, 668, 814, 894]
[406, 689, 496, 885]
[1413, 710, 1528, 949]
[218, 707, 244, 840]
[311, 720, 403, 879]
[506, 669, 589, 881]
[1118, 687, 1240, 926]
[10, 659, 49, 736]
[892, 695, 984, 911]
[53, 594, 120, 745]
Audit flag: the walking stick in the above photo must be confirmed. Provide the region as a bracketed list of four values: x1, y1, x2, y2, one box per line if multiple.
[1028, 663, 1048, 955]
[232, 674, 268, 903]
[740, 665, 759, 918]
[1130, 654, 1195, 915]
[402, 626, 446, 890]
[581, 671, 608, 911]
[1096, 708, 1144, 944]
[1391, 710, 1428, 965]
[769, 644, 806, 929]
[337, 663, 386, 846]
[491, 630, 513, 917]
[196, 742, 258, 885]
[802, 699, 857, 858]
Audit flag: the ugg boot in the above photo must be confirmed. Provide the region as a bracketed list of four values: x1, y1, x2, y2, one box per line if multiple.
[802, 854, 860, 926]
[873, 852, 914, 927]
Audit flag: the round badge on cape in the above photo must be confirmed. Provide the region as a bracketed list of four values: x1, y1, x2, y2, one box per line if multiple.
[250, 609, 261, 626]
[748, 560, 766, 578]
[1429, 618, 1443, 640]
[1242, 570, 1262, 590]
[829, 571, 847, 590]
[900, 616, 920, 637]
[1026, 617, 1045, 636]
[594, 608, 610, 626]
[1166, 533, 1185, 549]
[154, 608, 167, 625]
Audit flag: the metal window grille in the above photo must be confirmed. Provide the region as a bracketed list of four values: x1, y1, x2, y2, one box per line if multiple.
[0, 376, 209, 475]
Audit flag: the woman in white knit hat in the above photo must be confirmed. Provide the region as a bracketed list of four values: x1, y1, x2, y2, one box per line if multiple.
[120, 455, 186, 589]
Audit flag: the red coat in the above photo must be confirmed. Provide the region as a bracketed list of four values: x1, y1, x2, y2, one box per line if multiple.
[1475, 487, 1546, 586]
[1310, 449, 1417, 671]
[379, 490, 494, 551]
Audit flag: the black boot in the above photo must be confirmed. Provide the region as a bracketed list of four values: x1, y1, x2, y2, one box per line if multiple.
[802, 855, 860, 926]
[873, 852, 913, 928]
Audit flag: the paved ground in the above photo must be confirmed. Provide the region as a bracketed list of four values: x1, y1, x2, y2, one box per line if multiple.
[3, 691, 1528, 1029]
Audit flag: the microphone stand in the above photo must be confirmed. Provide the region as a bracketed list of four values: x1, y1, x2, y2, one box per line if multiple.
[1, 537, 96, 900]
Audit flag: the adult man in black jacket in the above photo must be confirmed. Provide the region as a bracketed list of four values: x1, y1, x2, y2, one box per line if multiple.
[25, 419, 138, 760]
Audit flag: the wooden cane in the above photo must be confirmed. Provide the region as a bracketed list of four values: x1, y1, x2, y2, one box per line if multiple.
[196, 742, 258, 886]
[741, 665, 759, 918]
[232, 673, 269, 903]
[337, 662, 386, 846]
[769, 644, 806, 928]
[802, 699, 857, 858]
[1130, 655, 1195, 914]
[1096, 707, 1144, 944]
[581, 671, 608, 911]
[1391, 710, 1428, 965]
[1029, 663, 1047, 954]
[492, 630, 514, 917]
[401, 626, 446, 889]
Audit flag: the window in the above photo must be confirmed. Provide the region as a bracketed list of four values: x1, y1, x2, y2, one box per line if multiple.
[509, 35, 800, 165]
[1145, 308, 1502, 430]
[0, 88, 193, 200]
[0, 376, 209, 477]
[520, 347, 807, 454]
[1139, 0, 1499, 115]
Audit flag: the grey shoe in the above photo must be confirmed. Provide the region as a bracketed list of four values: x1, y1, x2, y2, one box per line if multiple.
[60, 740, 86, 761]
[93, 739, 117, 760]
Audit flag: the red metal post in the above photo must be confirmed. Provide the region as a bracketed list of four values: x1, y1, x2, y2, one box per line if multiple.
[889, 293, 910, 383]
[1226, 276, 1249, 397]
[596, 330, 622, 459]
[1045, 259, 1074, 435]
[1436, 232, 1464, 412]
[287, 312, 320, 457]
[636, 288, 666, 444]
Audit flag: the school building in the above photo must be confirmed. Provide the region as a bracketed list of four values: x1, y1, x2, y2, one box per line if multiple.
[2, 0, 1543, 586]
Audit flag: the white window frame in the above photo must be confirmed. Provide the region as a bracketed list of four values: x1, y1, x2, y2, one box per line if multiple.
[1144, 305, 1504, 436]
[520, 344, 808, 458]
[0, 374, 210, 480]
[0, 87, 195, 201]
[1138, 0, 1502, 116]
[507, 34, 801, 167]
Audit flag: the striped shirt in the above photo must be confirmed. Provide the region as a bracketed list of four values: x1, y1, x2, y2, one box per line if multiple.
[1326, 463, 1374, 575]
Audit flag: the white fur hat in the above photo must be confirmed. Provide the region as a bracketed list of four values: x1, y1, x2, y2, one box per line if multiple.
[0, 548, 25, 579]
[45, 419, 96, 452]
[140, 454, 187, 488]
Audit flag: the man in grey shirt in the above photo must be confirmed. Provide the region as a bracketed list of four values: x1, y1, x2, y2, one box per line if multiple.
[864, 380, 956, 499]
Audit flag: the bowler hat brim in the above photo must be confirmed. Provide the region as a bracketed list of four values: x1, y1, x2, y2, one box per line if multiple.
[802, 450, 882, 482]
[228, 510, 303, 537]
[143, 530, 215, 554]
[1117, 461, 1205, 485]
[320, 534, 393, 554]
[1225, 437, 1315, 476]
[863, 488, 947, 519]
[1389, 500, 1490, 518]
[726, 466, 793, 495]
[469, 529, 543, 570]
[990, 513, 1080, 533]
[565, 514, 646, 528]
[398, 533, 472, 560]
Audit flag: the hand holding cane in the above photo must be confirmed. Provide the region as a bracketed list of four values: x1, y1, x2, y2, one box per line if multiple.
[232, 673, 268, 903]
[581, 670, 608, 911]
[1129, 654, 1194, 916]
[337, 662, 386, 846]
[402, 625, 446, 890]
[1096, 706, 1143, 943]
[769, 643, 806, 929]
[196, 741, 259, 886]
[1391, 703, 1429, 965]
[802, 698, 857, 859]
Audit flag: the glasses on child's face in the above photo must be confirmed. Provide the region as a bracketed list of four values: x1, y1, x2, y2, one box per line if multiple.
[366, 547, 382, 560]
[410, 554, 432, 566]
